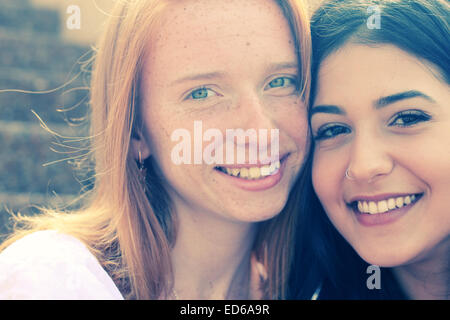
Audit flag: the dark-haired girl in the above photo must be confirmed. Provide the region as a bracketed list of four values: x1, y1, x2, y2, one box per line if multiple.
[292, 0, 449, 299]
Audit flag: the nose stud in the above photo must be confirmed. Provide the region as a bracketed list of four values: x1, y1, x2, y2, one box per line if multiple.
[345, 168, 355, 180]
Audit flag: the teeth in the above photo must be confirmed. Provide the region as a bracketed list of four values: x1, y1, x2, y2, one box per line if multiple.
[404, 196, 411, 205]
[217, 160, 281, 180]
[377, 200, 388, 213]
[357, 201, 363, 212]
[356, 194, 419, 214]
[363, 201, 369, 213]
[396, 197, 404, 208]
[368, 202, 378, 215]
[387, 198, 396, 210]
[249, 167, 261, 179]
[240, 168, 249, 178]
[260, 165, 271, 177]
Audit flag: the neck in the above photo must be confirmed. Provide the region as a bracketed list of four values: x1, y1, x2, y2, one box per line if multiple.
[393, 237, 450, 300]
[170, 204, 257, 299]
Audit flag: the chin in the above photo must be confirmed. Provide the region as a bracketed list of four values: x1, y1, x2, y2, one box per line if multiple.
[231, 202, 287, 223]
[356, 245, 418, 268]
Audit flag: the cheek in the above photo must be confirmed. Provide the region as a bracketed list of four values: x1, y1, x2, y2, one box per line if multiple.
[280, 101, 309, 150]
[312, 150, 342, 210]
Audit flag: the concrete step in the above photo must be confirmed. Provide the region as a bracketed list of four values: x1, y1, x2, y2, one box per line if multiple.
[0, 1, 60, 35]
[0, 120, 92, 195]
[0, 28, 90, 72]
[0, 0, 30, 7]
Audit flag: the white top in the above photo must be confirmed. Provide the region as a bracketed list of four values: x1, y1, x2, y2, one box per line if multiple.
[0, 230, 124, 300]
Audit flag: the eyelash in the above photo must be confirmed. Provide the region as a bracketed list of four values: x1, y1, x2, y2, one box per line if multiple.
[185, 87, 218, 101]
[313, 110, 432, 141]
[184, 76, 298, 101]
[388, 109, 432, 127]
[264, 76, 297, 90]
[313, 123, 350, 141]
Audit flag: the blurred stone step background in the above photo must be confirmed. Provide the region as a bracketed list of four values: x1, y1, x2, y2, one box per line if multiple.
[0, 0, 60, 34]
[0, 0, 91, 236]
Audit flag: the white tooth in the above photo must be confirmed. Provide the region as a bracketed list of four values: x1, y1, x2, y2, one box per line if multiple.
[387, 198, 396, 210]
[240, 168, 249, 178]
[274, 160, 280, 170]
[226, 168, 232, 175]
[260, 165, 271, 177]
[231, 168, 240, 177]
[377, 200, 389, 213]
[404, 195, 411, 205]
[368, 201, 378, 214]
[357, 201, 363, 212]
[396, 197, 404, 208]
[249, 167, 261, 179]
[363, 201, 369, 213]
[269, 162, 277, 174]
[411, 194, 416, 202]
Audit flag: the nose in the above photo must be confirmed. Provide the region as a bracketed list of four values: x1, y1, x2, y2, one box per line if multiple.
[346, 131, 394, 183]
[227, 93, 279, 163]
[237, 92, 277, 132]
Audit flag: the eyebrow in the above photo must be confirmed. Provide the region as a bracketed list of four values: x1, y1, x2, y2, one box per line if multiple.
[266, 62, 298, 73]
[310, 90, 435, 118]
[170, 62, 298, 87]
[375, 90, 435, 108]
[310, 105, 346, 117]
[170, 71, 226, 86]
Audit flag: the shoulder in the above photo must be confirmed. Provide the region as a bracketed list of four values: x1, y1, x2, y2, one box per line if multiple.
[0, 230, 123, 300]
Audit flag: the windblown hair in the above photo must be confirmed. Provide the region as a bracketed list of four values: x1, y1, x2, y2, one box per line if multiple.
[1, 0, 312, 300]
[291, 0, 449, 299]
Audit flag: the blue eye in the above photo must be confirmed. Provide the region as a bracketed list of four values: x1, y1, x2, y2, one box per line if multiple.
[188, 87, 217, 100]
[314, 124, 351, 141]
[266, 77, 295, 89]
[389, 110, 431, 127]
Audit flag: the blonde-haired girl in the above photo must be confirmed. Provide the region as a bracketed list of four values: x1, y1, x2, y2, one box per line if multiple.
[0, 0, 311, 300]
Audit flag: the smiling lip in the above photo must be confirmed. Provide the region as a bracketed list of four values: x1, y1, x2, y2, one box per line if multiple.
[349, 193, 423, 227]
[215, 154, 289, 192]
[217, 153, 288, 169]
[347, 192, 420, 204]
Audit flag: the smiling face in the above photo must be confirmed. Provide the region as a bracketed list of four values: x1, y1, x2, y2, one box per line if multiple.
[310, 44, 450, 267]
[133, 0, 308, 224]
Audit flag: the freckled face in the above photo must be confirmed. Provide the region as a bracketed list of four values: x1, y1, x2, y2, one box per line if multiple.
[136, 0, 308, 223]
[310, 44, 450, 267]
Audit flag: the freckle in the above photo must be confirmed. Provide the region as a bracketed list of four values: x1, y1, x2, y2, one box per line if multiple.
[246, 42, 251, 46]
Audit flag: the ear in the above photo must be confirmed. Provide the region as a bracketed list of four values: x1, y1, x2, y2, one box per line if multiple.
[130, 128, 151, 161]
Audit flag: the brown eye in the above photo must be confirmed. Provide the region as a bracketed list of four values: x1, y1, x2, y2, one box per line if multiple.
[314, 124, 351, 141]
[389, 110, 431, 127]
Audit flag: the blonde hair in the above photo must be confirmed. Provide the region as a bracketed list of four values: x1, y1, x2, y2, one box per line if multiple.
[1, 0, 311, 299]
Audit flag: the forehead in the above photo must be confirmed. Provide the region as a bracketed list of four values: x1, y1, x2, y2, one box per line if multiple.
[155, 0, 288, 43]
[315, 44, 443, 105]
[143, 0, 296, 79]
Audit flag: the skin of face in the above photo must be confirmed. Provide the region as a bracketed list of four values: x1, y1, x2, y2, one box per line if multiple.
[310, 44, 450, 267]
[133, 0, 308, 225]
